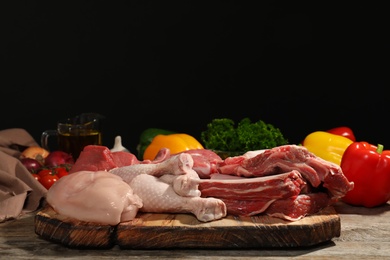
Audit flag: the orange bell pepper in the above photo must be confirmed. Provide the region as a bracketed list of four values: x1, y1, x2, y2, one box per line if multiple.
[143, 133, 204, 160]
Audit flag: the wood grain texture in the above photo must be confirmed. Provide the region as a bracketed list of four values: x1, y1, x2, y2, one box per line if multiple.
[34, 208, 115, 249]
[34, 205, 340, 249]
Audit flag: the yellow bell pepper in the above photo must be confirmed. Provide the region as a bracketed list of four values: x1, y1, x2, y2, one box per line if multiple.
[143, 133, 204, 160]
[302, 131, 353, 165]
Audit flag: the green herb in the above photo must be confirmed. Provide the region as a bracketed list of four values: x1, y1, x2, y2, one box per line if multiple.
[200, 118, 288, 152]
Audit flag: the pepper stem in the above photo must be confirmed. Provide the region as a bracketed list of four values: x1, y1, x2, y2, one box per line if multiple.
[377, 144, 384, 154]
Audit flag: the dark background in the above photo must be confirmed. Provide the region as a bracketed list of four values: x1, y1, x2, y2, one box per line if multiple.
[1, 1, 388, 155]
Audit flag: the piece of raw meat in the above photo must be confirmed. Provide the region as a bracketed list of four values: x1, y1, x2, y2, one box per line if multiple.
[152, 148, 223, 178]
[69, 145, 122, 173]
[111, 150, 140, 167]
[264, 193, 332, 221]
[110, 153, 201, 197]
[217, 144, 354, 200]
[110, 153, 194, 182]
[198, 170, 307, 218]
[159, 169, 201, 197]
[174, 149, 223, 178]
[222, 198, 277, 216]
[69, 145, 142, 174]
[130, 174, 227, 222]
[198, 170, 306, 200]
[46, 170, 143, 225]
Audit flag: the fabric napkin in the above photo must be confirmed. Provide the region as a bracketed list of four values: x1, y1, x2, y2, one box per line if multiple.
[0, 128, 47, 223]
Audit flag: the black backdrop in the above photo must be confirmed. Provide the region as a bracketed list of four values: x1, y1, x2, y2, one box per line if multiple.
[1, 1, 388, 155]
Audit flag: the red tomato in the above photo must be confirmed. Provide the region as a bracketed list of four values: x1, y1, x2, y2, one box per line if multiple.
[53, 167, 69, 178]
[38, 169, 52, 178]
[40, 174, 59, 189]
[31, 173, 41, 182]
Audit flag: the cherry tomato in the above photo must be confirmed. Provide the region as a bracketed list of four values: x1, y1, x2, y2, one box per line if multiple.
[38, 169, 52, 178]
[40, 174, 59, 189]
[31, 173, 41, 182]
[53, 167, 69, 178]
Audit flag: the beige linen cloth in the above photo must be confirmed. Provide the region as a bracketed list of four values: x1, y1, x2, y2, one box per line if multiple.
[0, 128, 47, 222]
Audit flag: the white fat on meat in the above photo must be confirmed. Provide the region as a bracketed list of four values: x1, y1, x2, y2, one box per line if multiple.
[242, 149, 266, 159]
[130, 174, 227, 222]
[46, 170, 143, 225]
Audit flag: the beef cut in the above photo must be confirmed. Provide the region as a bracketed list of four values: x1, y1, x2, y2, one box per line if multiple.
[198, 170, 306, 200]
[264, 193, 332, 221]
[69, 145, 140, 173]
[217, 145, 354, 200]
[198, 145, 354, 220]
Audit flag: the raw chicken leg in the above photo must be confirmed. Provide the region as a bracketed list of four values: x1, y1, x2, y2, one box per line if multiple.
[159, 169, 201, 197]
[111, 153, 201, 197]
[110, 153, 194, 183]
[130, 174, 227, 222]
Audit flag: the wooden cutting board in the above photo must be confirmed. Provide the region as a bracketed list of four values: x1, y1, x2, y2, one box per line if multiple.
[34, 205, 340, 249]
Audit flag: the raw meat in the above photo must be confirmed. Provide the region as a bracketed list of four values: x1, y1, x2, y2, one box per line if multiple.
[152, 148, 223, 178]
[69, 145, 121, 173]
[51, 144, 354, 223]
[264, 193, 332, 221]
[198, 170, 308, 218]
[70, 146, 222, 180]
[217, 144, 354, 200]
[222, 198, 277, 216]
[225, 193, 331, 220]
[218, 145, 319, 179]
[69, 145, 142, 174]
[110, 153, 194, 182]
[158, 169, 201, 197]
[198, 170, 306, 200]
[46, 170, 143, 225]
[130, 174, 227, 222]
[111, 150, 140, 167]
[110, 153, 201, 197]
[174, 149, 223, 178]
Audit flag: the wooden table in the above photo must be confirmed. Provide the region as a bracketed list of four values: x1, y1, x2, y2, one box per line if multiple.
[1, 201, 390, 259]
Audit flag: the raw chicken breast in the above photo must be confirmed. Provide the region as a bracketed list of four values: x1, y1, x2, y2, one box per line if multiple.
[46, 170, 143, 225]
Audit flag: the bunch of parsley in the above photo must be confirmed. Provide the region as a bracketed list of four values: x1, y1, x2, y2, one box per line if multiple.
[200, 117, 288, 152]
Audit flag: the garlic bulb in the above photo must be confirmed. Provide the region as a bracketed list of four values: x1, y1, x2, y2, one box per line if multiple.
[110, 136, 130, 152]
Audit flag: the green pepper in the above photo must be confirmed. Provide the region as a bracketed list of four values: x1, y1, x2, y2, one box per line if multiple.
[136, 128, 176, 160]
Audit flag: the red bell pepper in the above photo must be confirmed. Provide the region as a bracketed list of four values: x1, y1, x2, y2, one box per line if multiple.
[340, 141, 390, 207]
[327, 126, 356, 142]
